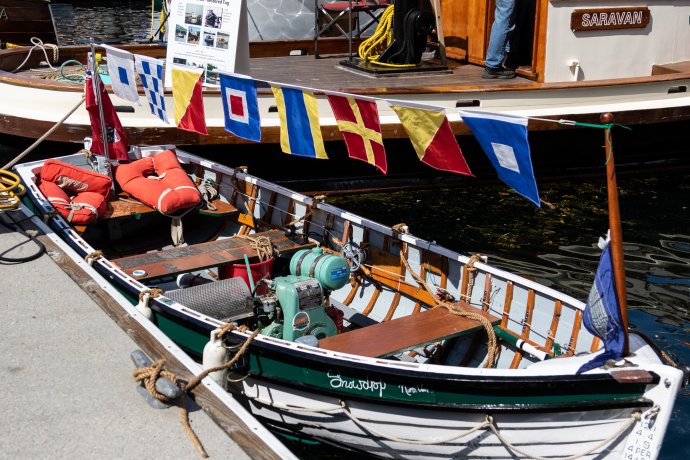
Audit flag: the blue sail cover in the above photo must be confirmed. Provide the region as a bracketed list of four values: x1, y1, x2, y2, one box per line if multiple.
[577, 238, 626, 373]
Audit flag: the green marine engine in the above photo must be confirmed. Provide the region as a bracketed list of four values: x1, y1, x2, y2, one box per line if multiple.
[257, 248, 350, 342]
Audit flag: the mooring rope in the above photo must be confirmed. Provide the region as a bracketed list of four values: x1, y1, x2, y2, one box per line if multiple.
[11, 37, 59, 72]
[132, 323, 259, 458]
[84, 250, 104, 266]
[1, 95, 86, 171]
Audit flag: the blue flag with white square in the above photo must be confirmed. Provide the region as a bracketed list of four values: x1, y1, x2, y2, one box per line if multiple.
[220, 73, 261, 143]
[102, 44, 139, 103]
[460, 111, 540, 206]
[134, 54, 169, 124]
[577, 233, 626, 374]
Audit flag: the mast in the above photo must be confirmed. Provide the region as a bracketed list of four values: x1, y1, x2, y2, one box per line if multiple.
[600, 112, 629, 356]
[89, 41, 110, 159]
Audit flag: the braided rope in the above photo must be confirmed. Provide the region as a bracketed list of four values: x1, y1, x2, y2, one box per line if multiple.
[232, 234, 274, 261]
[138, 288, 164, 301]
[84, 250, 103, 266]
[399, 252, 498, 368]
[487, 412, 641, 460]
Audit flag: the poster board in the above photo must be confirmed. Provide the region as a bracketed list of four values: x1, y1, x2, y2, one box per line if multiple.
[165, 0, 249, 87]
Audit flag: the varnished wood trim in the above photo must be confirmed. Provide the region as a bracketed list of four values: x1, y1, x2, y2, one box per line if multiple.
[544, 300, 562, 352]
[500, 281, 514, 328]
[567, 309, 584, 356]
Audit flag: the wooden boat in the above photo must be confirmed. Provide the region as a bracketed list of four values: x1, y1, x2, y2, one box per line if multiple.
[12, 140, 687, 459]
[0, 0, 58, 47]
[0, 0, 689, 153]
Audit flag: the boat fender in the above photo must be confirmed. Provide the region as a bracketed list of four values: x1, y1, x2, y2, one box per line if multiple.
[202, 329, 228, 387]
[114, 149, 200, 215]
[38, 180, 107, 225]
[41, 159, 113, 196]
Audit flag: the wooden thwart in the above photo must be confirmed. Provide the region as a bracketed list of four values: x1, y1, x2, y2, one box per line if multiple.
[73, 192, 237, 233]
[112, 229, 315, 281]
[319, 303, 500, 358]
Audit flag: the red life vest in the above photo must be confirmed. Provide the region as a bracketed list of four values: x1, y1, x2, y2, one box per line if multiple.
[41, 159, 113, 196]
[38, 161, 111, 225]
[114, 150, 200, 215]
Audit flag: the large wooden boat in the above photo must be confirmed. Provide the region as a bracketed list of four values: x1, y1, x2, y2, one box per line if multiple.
[0, 0, 57, 47]
[0, 0, 689, 154]
[11, 141, 687, 459]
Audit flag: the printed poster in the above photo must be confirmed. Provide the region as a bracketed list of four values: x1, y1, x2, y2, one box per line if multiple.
[165, 0, 249, 87]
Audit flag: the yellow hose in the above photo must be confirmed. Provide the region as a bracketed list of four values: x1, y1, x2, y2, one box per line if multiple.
[358, 6, 416, 68]
[0, 169, 25, 211]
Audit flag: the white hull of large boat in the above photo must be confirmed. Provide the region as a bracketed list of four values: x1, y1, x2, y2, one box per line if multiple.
[1, 74, 689, 143]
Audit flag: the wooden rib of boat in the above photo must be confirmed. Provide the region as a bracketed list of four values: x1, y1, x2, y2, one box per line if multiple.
[13, 145, 687, 459]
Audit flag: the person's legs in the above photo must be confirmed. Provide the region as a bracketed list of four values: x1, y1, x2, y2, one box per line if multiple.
[485, 0, 517, 69]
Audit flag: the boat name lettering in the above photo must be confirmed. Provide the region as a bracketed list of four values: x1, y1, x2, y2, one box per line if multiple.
[571, 8, 650, 32]
[327, 371, 387, 397]
[398, 384, 430, 397]
[0, 9, 7, 20]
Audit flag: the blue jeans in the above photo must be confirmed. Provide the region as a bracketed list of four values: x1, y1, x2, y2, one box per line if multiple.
[485, 0, 517, 69]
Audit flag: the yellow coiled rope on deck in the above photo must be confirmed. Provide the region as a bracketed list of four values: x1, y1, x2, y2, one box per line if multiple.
[0, 169, 26, 212]
[358, 6, 415, 68]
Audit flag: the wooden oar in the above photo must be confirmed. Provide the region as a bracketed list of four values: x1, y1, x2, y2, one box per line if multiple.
[600, 112, 630, 355]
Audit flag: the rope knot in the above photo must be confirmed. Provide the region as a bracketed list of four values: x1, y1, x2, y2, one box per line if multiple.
[139, 288, 164, 301]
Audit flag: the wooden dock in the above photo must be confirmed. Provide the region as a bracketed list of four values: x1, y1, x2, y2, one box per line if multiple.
[0, 209, 297, 460]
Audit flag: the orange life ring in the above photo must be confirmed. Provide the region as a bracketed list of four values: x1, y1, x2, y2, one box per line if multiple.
[114, 149, 200, 215]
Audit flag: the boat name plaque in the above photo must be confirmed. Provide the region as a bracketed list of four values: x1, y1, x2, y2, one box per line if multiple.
[571, 7, 650, 32]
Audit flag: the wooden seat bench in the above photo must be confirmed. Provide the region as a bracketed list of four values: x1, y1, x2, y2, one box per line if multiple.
[111, 229, 316, 281]
[73, 192, 237, 233]
[318, 303, 500, 358]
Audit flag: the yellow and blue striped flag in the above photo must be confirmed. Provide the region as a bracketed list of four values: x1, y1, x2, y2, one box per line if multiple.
[270, 85, 328, 159]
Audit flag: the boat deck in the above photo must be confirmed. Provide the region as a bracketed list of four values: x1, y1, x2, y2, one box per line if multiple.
[13, 53, 537, 94]
[249, 55, 537, 93]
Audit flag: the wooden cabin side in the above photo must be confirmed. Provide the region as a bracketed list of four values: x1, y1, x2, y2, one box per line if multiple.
[440, 0, 690, 83]
[440, 0, 545, 81]
[0, 0, 58, 46]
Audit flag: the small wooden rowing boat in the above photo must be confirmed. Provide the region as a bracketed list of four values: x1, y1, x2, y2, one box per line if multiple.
[12, 138, 687, 458]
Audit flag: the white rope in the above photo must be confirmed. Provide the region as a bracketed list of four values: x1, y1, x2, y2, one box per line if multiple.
[246, 392, 644, 455]
[12, 37, 59, 72]
[340, 401, 490, 445]
[486, 411, 642, 460]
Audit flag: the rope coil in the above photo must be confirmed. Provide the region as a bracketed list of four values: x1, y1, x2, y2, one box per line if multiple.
[399, 251, 498, 367]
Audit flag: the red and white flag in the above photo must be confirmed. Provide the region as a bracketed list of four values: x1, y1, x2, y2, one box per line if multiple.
[172, 66, 208, 135]
[85, 74, 129, 161]
[326, 94, 387, 174]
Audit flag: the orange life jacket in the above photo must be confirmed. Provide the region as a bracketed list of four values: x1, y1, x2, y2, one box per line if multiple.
[41, 159, 113, 196]
[114, 149, 200, 215]
[38, 177, 108, 225]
